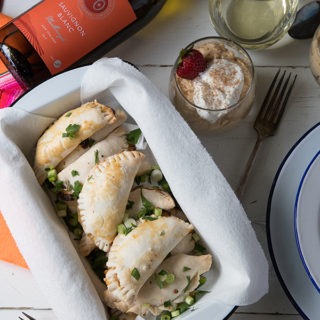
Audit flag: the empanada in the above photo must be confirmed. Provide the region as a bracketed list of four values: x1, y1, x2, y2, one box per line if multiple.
[56, 110, 127, 171]
[34, 101, 116, 184]
[78, 150, 145, 252]
[58, 126, 128, 188]
[104, 216, 193, 311]
[132, 253, 212, 315]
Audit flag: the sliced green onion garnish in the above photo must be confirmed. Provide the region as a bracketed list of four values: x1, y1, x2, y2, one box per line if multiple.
[117, 224, 126, 234]
[131, 267, 140, 280]
[177, 301, 189, 313]
[183, 266, 191, 272]
[94, 150, 99, 164]
[160, 314, 171, 320]
[150, 168, 163, 183]
[198, 275, 207, 287]
[47, 168, 57, 183]
[171, 310, 180, 318]
[56, 202, 67, 211]
[165, 273, 175, 284]
[154, 207, 162, 216]
[185, 295, 195, 306]
[124, 218, 137, 229]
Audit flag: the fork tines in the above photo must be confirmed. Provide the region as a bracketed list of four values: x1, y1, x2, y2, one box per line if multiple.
[256, 69, 297, 126]
[18, 312, 37, 320]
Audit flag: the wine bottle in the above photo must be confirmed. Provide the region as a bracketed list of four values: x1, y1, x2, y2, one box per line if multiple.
[0, 0, 167, 92]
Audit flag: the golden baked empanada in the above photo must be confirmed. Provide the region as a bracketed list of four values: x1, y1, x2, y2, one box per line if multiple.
[78, 150, 145, 252]
[34, 101, 116, 184]
[58, 126, 128, 188]
[56, 110, 127, 171]
[132, 253, 212, 316]
[104, 217, 193, 312]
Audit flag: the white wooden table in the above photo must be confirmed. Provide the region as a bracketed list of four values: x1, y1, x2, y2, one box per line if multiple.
[0, 0, 317, 319]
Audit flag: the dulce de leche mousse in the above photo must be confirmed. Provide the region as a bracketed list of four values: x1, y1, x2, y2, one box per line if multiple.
[170, 38, 255, 131]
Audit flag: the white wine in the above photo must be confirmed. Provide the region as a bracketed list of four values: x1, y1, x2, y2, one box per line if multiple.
[209, 0, 299, 49]
[225, 0, 285, 40]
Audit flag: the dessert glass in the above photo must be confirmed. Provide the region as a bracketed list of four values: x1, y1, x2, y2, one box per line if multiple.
[310, 25, 320, 84]
[169, 37, 255, 132]
[208, 0, 299, 50]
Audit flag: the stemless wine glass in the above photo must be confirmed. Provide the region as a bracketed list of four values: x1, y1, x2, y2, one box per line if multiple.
[209, 0, 299, 50]
[310, 25, 320, 84]
[169, 37, 255, 132]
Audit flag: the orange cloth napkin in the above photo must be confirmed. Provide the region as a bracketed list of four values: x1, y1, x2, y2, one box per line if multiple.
[0, 12, 28, 268]
[0, 212, 28, 268]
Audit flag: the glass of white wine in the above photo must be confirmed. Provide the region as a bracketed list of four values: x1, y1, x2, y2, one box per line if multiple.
[209, 0, 299, 50]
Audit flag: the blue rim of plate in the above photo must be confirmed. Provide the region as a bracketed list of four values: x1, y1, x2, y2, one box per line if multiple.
[267, 122, 320, 320]
[294, 150, 320, 294]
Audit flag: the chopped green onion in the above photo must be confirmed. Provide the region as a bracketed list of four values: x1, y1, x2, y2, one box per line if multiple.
[193, 290, 209, 302]
[94, 150, 99, 164]
[160, 313, 171, 320]
[71, 170, 79, 177]
[165, 273, 175, 284]
[177, 301, 189, 313]
[142, 216, 158, 221]
[150, 169, 163, 183]
[198, 275, 207, 287]
[47, 168, 57, 183]
[56, 201, 67, 211]
[154, 207, 162, 217]
[65, 112, 72, 117]
[155, 270, 175, 288]
[50, 180, 64, 193]
[159, 178, 170, 192]
[185, 295, 195, 306]
[183, 266, 191, 272]
[62, 124, 80, 139]
[131, 267, 140, 280]
[117, 224, 126, 234]
[171, 310, 180, 318]
[124, 218, 137, 229]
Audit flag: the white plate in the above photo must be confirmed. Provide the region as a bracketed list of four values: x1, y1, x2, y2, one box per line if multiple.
[11, 66, 236, 320]
[294, 150, 320, 293]
[267, 123, 320, 319]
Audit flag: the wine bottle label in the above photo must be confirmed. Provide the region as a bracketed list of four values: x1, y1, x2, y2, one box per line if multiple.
[13, 0, 137, 74]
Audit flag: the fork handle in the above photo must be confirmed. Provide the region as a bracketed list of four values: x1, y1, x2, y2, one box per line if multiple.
[236, 135, 262, 199]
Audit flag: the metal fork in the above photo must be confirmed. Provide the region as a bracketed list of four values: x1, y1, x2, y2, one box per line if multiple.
[236, 69, 297, 199]
[18, 312, 37, 320]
